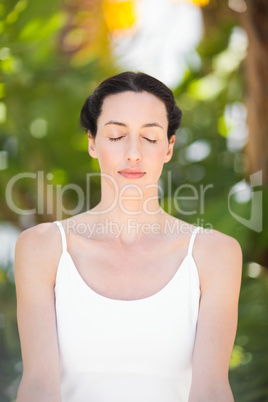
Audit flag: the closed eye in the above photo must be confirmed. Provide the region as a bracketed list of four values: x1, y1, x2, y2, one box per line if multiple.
[144, 137, 157, 144]
[109, 136, 157, 144]
[109, 136, 125, 142]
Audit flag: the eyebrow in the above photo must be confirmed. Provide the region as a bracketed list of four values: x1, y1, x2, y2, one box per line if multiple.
[104, 120, 164, 129]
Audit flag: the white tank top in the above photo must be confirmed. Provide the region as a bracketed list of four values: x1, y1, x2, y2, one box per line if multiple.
[54, 221, 201, 402]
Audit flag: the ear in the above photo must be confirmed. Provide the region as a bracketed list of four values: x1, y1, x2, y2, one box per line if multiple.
[88, 131, 98, 159]
[164, 135, 175, 163]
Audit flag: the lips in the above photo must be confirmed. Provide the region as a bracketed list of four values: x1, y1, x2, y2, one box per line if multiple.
[118, 169, 146, 179]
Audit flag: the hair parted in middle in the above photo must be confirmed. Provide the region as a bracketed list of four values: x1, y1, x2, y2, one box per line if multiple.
[80, 71, 182, 140]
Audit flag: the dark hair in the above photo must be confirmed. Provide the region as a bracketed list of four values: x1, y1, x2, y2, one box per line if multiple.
[80, 72, 182, 140]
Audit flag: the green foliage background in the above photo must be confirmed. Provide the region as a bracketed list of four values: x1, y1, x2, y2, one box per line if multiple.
[0, 0, 267, 401]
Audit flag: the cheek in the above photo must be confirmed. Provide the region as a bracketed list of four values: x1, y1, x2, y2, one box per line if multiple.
[96, 143, 121, 169]
[99, 147, 111, 160]
[148, 145, 168, 162]
[146, 148, 168, 178]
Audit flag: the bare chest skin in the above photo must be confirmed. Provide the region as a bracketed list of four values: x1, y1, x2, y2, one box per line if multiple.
[64, 222, 192, 301]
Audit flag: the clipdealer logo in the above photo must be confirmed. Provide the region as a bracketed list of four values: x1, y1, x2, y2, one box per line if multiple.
[5, 169, 263, 232]
[5, 171, 214, 219]
[228, 170, 263, 233]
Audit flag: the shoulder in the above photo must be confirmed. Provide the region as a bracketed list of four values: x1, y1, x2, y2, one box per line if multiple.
[195, 227, 242, 260]
[193, 227, 243, 295]
[15, 222, 63, 286]
[15, 221, 62, 257]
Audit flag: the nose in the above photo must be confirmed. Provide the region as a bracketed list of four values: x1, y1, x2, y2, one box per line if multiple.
[125, 138, 142, 163]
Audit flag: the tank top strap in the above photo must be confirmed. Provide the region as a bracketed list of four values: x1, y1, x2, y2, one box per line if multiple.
[187, 226, 201, 256]
[53, 220, 67, 253]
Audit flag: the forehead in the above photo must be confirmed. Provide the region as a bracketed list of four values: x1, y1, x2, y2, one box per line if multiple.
[99, 91, 168, 124]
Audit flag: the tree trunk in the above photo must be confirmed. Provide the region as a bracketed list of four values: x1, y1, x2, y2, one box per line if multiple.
[201, 0, 268, 267]
[241, 0, 268, 185]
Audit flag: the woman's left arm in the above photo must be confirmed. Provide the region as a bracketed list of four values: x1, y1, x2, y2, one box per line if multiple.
[188, 230, 243, 402]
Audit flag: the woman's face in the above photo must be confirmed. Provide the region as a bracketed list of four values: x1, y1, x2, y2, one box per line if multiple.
[88, 91, 175, 189]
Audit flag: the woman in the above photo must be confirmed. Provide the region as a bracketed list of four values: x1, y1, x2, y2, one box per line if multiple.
[15, 72, 242, 401]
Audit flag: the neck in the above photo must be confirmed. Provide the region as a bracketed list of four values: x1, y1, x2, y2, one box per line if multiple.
[87, 182, 167, 244]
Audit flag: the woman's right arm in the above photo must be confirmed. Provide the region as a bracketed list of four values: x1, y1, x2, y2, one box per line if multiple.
[15, 223, 62, 402]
